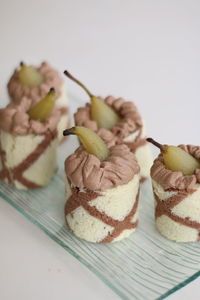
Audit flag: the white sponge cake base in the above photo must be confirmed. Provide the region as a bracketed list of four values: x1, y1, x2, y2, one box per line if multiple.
[123, 125, 152, 179]
[55, 83, 70, 143]
[0, 130, 58, 189]
[65, 174, 140, 243]
[152, 180, 200, 242]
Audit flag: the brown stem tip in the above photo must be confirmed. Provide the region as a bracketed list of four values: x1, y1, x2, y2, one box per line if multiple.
[20, 61, 25, 67]
[49, 87, 55, 93]
[63, 127, 76, 136]
[146, 138, 166, 152]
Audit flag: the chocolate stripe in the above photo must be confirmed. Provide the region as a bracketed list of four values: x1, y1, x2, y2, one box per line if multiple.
[140, 177, 147, 184]
[101, 221, 138, 244]
[65, 187, 99, 215]
[16, 174, 41, 189]
[125, 138, 147, 153]
[65, 182, 139, 243]
[155, 191, 190, 218]
[154, 190, 200, 240]
[100, 191, 140, 243]
[13, 130, 57, 175]
[59, 107, 68, 116]
[122, 127, 145, 152]
[82, 201, 128, 228]
[0, 130, 57, 189]
[0, 142, 12, 184]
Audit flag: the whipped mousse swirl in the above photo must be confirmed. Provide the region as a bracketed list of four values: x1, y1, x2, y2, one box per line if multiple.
[8, 62, 63, 105]
[65, 144, 140, 191]
[0, 97, 61, 135]
[151, 145, 200, 191]
[74, 96, 143, 141]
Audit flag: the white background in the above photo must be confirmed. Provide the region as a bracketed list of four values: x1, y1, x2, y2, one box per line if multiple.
[0, 1, 200, 299]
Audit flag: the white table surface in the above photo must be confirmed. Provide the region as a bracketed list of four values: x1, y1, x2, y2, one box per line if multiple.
[0, 1, 200, 299]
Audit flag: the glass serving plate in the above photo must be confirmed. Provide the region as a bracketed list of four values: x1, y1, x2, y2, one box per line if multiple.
[0, 95, 199, 300]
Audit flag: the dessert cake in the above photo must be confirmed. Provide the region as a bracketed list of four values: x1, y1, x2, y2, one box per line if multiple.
[75, 96, 152, 181]
[8, 61, 69, 142]
[0, 95, 60, 189]
[148, 138, 200, 242]
[63, 126, 140, 243]
[64, 70, 152, 181]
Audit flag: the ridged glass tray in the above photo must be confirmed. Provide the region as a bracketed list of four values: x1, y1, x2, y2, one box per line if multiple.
[0, 96, 200, 300]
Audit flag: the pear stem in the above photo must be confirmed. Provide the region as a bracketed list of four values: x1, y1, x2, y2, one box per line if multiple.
[63, 127, 76, 136]
[64, 70, 93, 98]
[20, 61, 25, 67]
[147, 138, 166, 152]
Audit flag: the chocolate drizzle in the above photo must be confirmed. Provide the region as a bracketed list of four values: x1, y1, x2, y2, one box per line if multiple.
[140, 176, 147, 183]
[0, 142, 12, 184]
[123, 127, 147, 153]
[101, 191, 139, 243]
[0, 129, 57, 189]
[59, 106, 68, 116]
[65, 183, 139, 243]
[154, 190, 200, 241]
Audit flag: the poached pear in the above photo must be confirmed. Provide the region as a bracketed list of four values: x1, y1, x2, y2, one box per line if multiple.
[147, 138, 200, 175]
[27, 88, 56, 121]
[63, 126, 110, 161]
[19, 62, 43, 88]
[64, 70, 120, 130]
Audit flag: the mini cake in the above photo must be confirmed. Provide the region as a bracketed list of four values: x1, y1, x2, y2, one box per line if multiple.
[0, 93, 60, 189]
[148, 138, 200, 242]
[7, 62, 69, 142]
[63, 126, 140, 243]
[64, 70, 152, 181]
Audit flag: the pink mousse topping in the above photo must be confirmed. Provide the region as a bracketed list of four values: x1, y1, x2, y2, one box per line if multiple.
[8, 62, 64, 106]
[74, 96, 143, 141]
[151, 145, 200, 191]
[65, 144, 140, 191]
[0, 97, 61, 135]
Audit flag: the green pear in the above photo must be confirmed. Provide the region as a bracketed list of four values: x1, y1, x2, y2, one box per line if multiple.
[63, 126, 110, 161]
[28, 88, 56, 121]
[147, 138, 200, 175]
[64, 70, 120, 129]
[18, 62, 43, 87]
